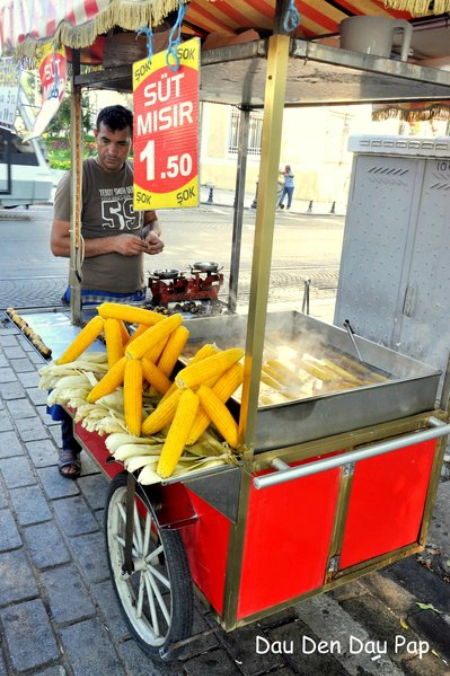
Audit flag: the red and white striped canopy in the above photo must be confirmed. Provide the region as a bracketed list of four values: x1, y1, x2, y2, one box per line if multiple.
[0, 0, 436, 58]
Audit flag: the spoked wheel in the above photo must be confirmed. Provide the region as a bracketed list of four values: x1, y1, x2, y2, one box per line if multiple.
[105, 473, 194, 659]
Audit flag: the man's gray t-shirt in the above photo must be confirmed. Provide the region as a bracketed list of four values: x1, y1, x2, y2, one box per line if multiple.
[54, 158, 145, 293]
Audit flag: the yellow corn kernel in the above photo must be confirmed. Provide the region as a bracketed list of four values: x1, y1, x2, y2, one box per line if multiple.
[57, 316, 105, 364]
[125, 322, 152, 346]
[196, 385, 239, 449]
[260, 371, 283, 391]
[157, 388, 200, 478]
[125, 314, 183, 360]
[158, 343, 218, 406]
[145, 335, 170, 364]
[158, 326, 190, 377]
[141, 388, 183, 436]
[141, 357, 171, 395]
[97, 302, 163, 326]
[124, 358, 143, 437]
[118, 320, 130, 345]
[187, 362, 243, 444]
[104, 318, 124, 369]
[87, 355, 127, 403]
[176, 348, 243, 390]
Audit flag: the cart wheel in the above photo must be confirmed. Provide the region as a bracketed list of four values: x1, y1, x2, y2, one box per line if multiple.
[105, 473, 193, 659]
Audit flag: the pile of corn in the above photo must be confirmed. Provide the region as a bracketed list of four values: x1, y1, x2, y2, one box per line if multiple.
[39, 303, 243, 483]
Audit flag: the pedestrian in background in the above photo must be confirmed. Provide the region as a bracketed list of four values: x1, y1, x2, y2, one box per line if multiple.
[278, 164, 295, 210]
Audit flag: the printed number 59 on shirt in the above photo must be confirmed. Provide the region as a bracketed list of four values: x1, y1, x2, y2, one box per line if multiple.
[132, 38, 200, 210]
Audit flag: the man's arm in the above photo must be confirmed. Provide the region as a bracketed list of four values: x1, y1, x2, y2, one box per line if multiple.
[51, 219, 151, 258]
[142, 210, 164, 255]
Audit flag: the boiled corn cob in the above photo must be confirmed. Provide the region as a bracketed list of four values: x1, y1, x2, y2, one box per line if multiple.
[141, 388, 183, 435]
[87, 355, 127, 403]
[158, 343, 219, 405]
[125, 314, 183, 360]
[57, 316, 105, 365]
[97, 302, 163, 326]
[141, 357, 172, 395]
[176, 348, 243, 390]
[104, 318, 124, 369]
[157, 326, 190, 377]
[157, 388, 200, 478]
[124, 358, 143, 436]
[187, 362, 243, 444]
[196, 385, 239, 449]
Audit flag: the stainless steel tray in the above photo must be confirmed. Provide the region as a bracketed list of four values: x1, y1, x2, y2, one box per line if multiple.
[184, 311, 441, 451]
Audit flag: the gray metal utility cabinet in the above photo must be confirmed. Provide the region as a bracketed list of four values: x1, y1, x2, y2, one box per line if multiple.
[334, 134, 450, 391]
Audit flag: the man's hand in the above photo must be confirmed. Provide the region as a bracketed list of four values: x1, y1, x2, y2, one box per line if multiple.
[144, 231, 164, 255]
[112, 234, 152, 256]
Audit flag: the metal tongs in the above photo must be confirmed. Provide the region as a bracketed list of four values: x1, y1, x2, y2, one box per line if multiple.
[343, 319, 363, 363]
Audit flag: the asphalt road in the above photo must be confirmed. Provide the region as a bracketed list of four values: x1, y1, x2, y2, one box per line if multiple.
[0, 204, 343, 312]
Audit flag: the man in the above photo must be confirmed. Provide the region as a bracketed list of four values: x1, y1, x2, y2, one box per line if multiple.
[278, 164, 295, 211]
[50, 104, 164, 477]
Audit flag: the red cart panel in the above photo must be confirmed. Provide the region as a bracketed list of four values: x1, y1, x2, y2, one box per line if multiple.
[339, 439, 436, 569]
[237, 462, 341, 619]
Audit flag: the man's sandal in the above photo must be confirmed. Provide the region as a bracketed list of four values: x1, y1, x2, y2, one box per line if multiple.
[58, 449, 81, 480]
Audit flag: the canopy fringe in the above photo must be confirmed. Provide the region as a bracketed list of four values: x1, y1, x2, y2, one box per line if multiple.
[14, 0, 182, 59]
[383, 0, 450, 15]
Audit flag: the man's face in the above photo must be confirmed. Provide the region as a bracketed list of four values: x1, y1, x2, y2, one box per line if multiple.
[94, 122, 132, 172]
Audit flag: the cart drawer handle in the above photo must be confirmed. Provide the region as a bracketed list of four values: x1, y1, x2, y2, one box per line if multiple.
[253, 417, 450, 490]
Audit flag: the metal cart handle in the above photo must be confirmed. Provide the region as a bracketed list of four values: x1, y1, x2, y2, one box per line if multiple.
[253, 417, 450, 490]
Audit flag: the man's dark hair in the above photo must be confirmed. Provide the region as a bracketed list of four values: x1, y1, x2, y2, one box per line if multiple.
[96, 105, 133, 133]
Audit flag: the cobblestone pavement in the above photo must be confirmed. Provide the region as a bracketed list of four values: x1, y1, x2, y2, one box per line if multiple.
[1, 315, 450, 676]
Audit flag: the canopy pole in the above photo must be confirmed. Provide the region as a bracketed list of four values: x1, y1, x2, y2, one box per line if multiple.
[228, 106, 250, 314]
[69, 49, 83, 326]
[238, 33, 290, 447]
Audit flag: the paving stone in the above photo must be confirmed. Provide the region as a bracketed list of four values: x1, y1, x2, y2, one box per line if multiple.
[10, 484, 52, 525]
[387, 558, 450, 614]
[78, 473, 108, 511]
[0, 455, 36, 488]
[41, 564, 96, 624]
[33, 668, 68, 676]
[0, 508, 22, 551]
[23, 520, 71, 569]
[216, 623, 284, 675]
[28, 351, 47, 365]
[0, 366, 17, 383]
[0, 654, 7, 676]
[37, 466, 80, 500]
[0, 409, 13, 432]
[0, 599, 60, 672]
[0, 379, 25, 400]
[397, 651, 450, 676]
[69, 531, 109, 584]
[53, 495, 99, 537]
[253, 607, 299, 630]
[178, 610, 220, 659]
[26, 438, 58, 468]
[58, 618, 124, 676]
[329, 579, 368, 604]
[0, 335, 19, 347]
[294, 593, 404, 676]
[182, 648, 243, 676]
[406, 609, 450, 662]
[0, 477, 7, 509]
[267, 622, 349, 676]
[10, 357, 35, 373]
[79, 450, 102, 476]
[91, 580, 130, 640]
[118, 637, 200, 675]
[3, 346, 26, 360]
[17, 370, 41, 388]
[0, 548, 39, 605]
[360, 571, 417, 616]
[6, 397, 36, 418]
[15, 414, 49, 442]
[27, 386, 50, 406]
[0, 431, 24, 458]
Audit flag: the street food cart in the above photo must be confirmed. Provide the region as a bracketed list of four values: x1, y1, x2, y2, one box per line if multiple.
[3, 0, 450, 661]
